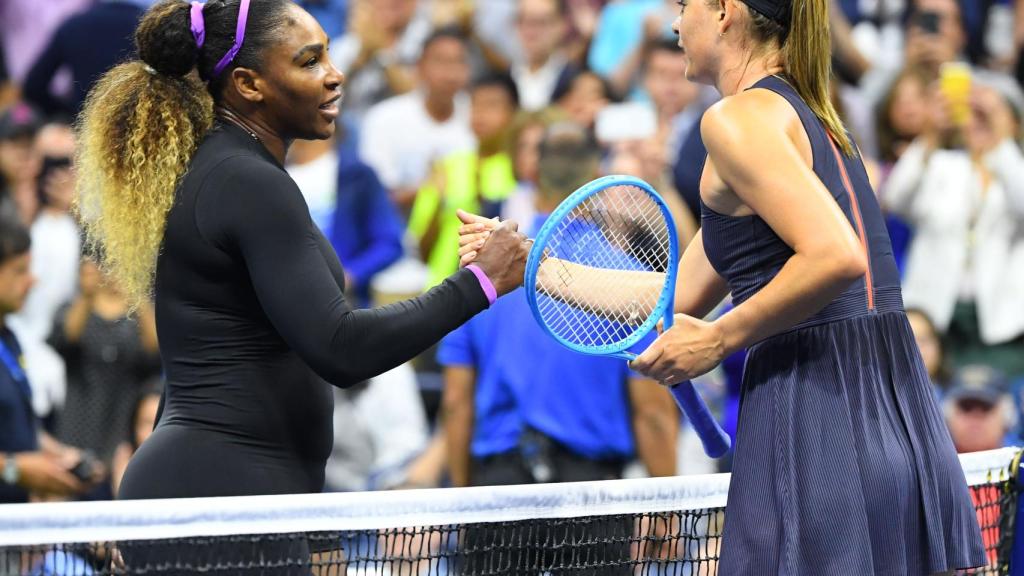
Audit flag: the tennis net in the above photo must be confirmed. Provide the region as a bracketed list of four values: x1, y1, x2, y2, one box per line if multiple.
[0, 447, 1019, 575]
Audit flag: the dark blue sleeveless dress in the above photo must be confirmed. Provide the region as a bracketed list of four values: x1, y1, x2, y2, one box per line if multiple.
[704, 76, 985, 575]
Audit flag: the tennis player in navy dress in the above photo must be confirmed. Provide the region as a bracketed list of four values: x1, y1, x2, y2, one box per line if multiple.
[626, 1, 987, 574]
[461, 0, 986, 574]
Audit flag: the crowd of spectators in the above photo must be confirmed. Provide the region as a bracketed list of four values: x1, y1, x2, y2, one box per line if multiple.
[1, 0, 1023, 504]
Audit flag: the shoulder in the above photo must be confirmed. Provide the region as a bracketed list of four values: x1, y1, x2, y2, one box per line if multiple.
[196, 153, 305, 230]
[700, 90, 795, 155]
[194, 150, 293, 198]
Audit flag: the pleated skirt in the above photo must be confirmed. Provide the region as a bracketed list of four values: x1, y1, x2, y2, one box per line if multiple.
[719, 311, 986, 575]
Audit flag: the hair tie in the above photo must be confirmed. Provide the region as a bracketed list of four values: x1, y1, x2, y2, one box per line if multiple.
[190, 1, 206, 48]
[143, 63, 159, 76]
[743, 0, 792, 29]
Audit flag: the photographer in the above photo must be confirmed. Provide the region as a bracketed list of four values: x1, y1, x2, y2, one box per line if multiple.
[883, 70, 1024, 379]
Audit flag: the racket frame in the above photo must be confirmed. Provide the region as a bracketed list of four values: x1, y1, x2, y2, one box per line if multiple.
[524, 175, 679, 361]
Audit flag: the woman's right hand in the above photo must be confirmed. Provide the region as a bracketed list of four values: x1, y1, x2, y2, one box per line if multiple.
[457, 209, 499, 267]
[469, 219, 530, 297]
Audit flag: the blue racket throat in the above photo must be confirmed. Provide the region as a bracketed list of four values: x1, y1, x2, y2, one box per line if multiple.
[525, 175, 731, 459]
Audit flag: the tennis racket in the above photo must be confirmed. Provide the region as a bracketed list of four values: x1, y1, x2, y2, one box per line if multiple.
[524, 175, 731, 458]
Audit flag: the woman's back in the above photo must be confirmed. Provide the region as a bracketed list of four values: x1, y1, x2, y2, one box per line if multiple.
[700, 75, 985, 575]
[701, 75, 903, 326]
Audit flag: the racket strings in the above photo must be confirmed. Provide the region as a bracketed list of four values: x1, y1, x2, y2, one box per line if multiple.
[535, 185, 671, 348]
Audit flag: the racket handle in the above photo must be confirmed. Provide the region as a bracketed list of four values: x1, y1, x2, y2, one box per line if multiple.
[669, 380, 731, 458]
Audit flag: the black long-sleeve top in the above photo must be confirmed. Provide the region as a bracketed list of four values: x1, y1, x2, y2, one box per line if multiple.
[118, 122, 489, 499]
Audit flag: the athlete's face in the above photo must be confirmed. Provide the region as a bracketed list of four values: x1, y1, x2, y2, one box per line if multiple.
[258, 4, 344, 141]
[671, 0, 722, 86]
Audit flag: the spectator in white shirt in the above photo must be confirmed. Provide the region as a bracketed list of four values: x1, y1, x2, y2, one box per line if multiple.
[9, 122, 80, 421]
[359, 27, 474, 214]
[883, 71, 1024, 378]
[11, 122, 79, 345]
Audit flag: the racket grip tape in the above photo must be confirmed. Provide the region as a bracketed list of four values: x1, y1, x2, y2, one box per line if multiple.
[669, 381, 731, 458]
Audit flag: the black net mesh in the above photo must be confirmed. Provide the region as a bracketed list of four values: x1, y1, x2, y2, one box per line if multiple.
[2, 510, 724, 575]
[1, 450, 1019, 576]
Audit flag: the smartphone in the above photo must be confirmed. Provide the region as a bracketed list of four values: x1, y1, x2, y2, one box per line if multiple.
[913, 10, 941, 35]
[595, 102, 657, 143]
[69, 450, 99, 482]
[940, 62, 972, 127]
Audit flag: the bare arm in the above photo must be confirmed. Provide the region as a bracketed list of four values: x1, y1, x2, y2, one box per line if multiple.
[628, 377, 678, 477]
[442, 366, 476, 487]
[1016, 0, 1024, 56]
[673, 233, 729, 319]
[631, 94, 866, 383]
[704, 94, 867, 354]
[535, 257, 666, 317]
[458, 209, 723, 321]
[400, 432, 448, 489]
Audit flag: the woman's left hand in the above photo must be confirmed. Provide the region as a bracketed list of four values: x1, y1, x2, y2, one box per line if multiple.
[630, 314, 727, 385]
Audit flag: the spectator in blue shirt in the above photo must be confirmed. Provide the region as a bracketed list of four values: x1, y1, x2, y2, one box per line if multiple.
[0, 214, 96, 503]
[440, 122, 678, 490]
[330, 144, 405, 307]
[441, 121, 678, 575]
[296, 0, 348, 40]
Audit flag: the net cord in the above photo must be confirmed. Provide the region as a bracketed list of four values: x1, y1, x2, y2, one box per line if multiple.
[0, 447, 1016, 547]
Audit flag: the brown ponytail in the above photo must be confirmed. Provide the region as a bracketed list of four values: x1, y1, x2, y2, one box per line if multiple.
[783, 0, 854, 156]
[736, 0, 855, 156]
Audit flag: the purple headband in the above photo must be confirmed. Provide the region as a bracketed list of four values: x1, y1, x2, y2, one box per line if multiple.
[189, 0, 252, 78]
[190, 2, 205, 48]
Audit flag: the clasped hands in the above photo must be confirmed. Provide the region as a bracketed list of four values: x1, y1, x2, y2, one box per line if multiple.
[456, 210, 725, 384]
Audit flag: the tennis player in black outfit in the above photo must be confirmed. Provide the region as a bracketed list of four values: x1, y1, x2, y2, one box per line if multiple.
[74, 0, 528, 507]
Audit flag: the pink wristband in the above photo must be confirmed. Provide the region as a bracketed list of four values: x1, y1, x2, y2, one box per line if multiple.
[466, 264, 497, 306]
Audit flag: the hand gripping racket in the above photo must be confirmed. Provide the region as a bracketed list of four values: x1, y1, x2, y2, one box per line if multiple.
[524, 175, 731, 458]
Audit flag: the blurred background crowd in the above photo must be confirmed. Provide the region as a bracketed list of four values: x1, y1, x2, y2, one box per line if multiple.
[1, 0, 1024, 504]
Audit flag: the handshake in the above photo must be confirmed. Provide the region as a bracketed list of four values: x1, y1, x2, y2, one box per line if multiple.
[454, 210, 532, 298]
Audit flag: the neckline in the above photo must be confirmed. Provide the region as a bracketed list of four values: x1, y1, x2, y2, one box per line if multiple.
[216, 119, 283, 169]
[745, 74, 789, 92]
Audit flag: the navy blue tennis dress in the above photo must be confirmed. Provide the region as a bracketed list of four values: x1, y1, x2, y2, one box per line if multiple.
[703, 76, 986, 575]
